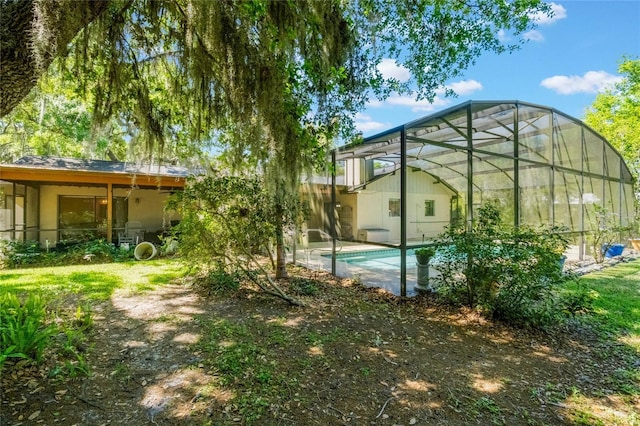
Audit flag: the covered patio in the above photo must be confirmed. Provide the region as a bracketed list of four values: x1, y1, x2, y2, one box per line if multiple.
[0, 156, 189, 247]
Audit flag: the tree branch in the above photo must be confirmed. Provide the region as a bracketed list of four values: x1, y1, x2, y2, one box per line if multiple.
[0, 0, 111, 117]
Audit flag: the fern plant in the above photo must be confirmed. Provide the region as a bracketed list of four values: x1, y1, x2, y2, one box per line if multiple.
[0, 293, 56, 368]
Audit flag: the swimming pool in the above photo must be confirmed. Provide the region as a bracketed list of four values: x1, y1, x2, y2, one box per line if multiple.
[312, 247, 443, 296]
[323, 248, 419, 270]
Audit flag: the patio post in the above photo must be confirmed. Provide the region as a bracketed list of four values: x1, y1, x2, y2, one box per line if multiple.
[400, 128, 407, 297]
[331, 150, 337, 275]
[107, 183, 113, 243]
[514, 103, 520, 228]
[466, 104, 474, 231]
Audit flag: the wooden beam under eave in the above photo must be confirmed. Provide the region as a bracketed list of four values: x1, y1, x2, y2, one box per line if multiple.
[0, 166, 186, 188]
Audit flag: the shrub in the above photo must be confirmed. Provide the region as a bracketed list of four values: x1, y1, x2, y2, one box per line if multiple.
[0, 240, 42, 268]
[204, 267, 241, 293]
[169, 175, 305, 305]
[559, 281, 596, 316]
[289, 277, 319, 296]
[0, 239, 134, 269]
[431, 203, 576, 327]
[586, 205, 630, 263]
[0, 293, 56, 368]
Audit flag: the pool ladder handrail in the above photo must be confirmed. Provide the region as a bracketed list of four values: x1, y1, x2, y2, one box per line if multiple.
[301, 229, 343, 269]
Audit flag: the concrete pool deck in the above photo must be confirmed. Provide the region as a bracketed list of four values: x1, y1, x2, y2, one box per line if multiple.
[290, 241, 428, 296]
[289, 240, 608, 297]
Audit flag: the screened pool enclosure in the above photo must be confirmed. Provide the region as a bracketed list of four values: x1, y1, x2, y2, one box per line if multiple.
[296, 101, 635, 296]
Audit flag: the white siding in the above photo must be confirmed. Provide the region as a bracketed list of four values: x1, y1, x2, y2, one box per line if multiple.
[355, 172, 454, 242]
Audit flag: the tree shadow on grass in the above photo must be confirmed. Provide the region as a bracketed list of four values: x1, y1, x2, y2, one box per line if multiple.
[1, 272, 638, 425]
[111, 281, 639, 425]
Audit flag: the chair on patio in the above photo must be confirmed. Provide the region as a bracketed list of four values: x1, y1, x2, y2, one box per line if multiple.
[118, 221, 145, 246]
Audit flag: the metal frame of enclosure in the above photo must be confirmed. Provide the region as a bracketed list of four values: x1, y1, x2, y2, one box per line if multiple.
[320, 101, 635, 296]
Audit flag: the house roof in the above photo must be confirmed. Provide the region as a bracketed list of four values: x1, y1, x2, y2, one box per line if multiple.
[0, 156, 192, 188]
[13, 156, 191, 176]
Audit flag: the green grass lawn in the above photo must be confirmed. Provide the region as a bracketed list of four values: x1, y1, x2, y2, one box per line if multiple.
[565, 258, 640, 352]
[1, 258, 638, 425]
[0, 259, 187, 301]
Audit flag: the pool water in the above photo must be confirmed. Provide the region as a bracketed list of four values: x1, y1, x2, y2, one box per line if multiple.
[324, 249, 419, 270]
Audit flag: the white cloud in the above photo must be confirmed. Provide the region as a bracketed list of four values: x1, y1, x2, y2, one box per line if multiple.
[540, 71, 622, 94]
[365, 93, 443, 112]
[497, 29, 508, 43]
[354, 113, 388, 132]
[523, 30, 544, 42]
[385, 95, 451, 112]
[530, 2, 567, 25]
[445, 79, 483, 96]
[365, 79, 482, 112]
[377, 58, 411, 82]
[365, 98, 383, 108]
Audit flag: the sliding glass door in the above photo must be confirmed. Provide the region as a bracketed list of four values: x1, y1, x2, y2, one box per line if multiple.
[58, 196, 127, 241]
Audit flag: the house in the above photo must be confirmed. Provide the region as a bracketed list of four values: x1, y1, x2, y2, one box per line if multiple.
[303, 164, 455, 244]
[0, 156, 190, 247]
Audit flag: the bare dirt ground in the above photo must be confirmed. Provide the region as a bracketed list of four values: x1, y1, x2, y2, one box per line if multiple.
[1, 267, 638, 425]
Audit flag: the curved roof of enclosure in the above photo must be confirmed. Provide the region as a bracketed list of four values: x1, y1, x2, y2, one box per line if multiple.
[336, 100, 634, 194]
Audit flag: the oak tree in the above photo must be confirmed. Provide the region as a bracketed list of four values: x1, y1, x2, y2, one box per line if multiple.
[1, 0, 549, 286]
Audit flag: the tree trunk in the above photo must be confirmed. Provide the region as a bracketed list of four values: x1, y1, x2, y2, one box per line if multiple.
[273, 187, 289, 279]
[0, 0, 110, 117]
[275, 231, 288, 279]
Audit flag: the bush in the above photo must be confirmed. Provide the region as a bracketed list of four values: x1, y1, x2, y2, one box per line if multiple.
[586, 205, 630, 263]
[0, 293, 56, 368]
[0, 240, 42, 268]
[203, 267, 241, 294]
[559, 281, 596, 316]
[169, 175, 305, 305]
[289, 277, 319, 296]
[431, 203, 576, 327]
[0, 239, 134, 268]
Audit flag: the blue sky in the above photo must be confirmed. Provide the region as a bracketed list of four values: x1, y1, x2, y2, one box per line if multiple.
[355, 0, 640, 136]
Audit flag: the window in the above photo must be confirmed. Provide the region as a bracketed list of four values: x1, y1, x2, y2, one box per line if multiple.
[58, 196, 127, 240]
[59, 196, 98, 240]
[389, 198, 400, 217]
[424, 200, 435, 216]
